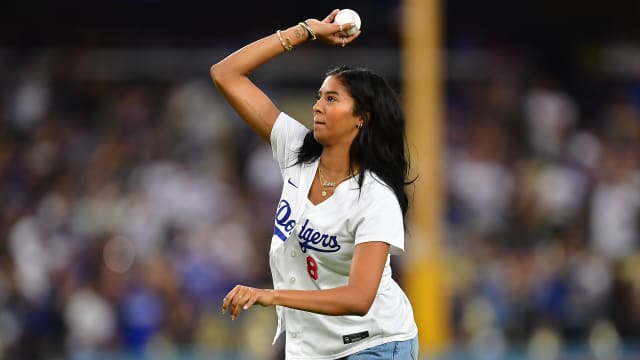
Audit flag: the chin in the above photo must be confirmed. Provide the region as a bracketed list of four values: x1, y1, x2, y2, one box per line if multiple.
[312, 132, 328, 146]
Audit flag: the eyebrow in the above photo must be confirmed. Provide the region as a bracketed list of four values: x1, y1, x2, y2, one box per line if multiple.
[317, 90, 341, 97]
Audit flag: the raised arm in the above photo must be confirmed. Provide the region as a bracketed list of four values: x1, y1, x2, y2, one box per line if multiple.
[210, 9, 360, 142]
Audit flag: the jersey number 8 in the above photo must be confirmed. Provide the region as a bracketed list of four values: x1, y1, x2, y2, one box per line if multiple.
[306, 256, 318, 280]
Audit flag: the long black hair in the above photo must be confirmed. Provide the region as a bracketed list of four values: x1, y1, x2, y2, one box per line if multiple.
[296, 65, 412, 216]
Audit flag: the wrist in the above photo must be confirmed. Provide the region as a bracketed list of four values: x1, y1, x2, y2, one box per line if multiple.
[286, 24, 308, 47]
[269, 289, 279, 307]
[298, 21, 316, 41]
[276, 23, 312, 52]
[276, 30, 293, 51]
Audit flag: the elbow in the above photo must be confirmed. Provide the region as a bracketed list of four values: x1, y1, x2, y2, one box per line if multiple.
[210, 62, 233, 89]
[209, 63, 223, 86]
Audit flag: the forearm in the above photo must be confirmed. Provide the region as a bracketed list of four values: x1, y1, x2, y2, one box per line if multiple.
[209, 24, 312, 141]
[223, 243, 387, 320]
[211, 24, 310, 79]
[211, 10, 357, 80]
[273, 285, 374, 316]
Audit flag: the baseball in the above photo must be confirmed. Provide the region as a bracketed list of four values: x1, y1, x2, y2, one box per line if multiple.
[334, 9, 361, 36]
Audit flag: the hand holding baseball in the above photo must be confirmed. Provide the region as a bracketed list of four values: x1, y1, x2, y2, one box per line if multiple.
[334, 9, 362, 36]
[304, 9, 362, 47]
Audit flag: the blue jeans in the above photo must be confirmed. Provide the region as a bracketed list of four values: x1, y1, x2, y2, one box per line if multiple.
[339, 336, 419, 360]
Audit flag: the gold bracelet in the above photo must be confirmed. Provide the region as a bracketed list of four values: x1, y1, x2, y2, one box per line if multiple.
[276, 30, 293, 51]
[298, 21, 316, 41]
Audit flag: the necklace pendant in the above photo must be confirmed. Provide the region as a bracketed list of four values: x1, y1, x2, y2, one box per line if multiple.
[321, 190, 327, 197]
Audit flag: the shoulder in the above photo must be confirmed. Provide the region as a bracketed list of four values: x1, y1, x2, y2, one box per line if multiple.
[352, 171, 405, 252]
[271, 112, 309, 142]
[270, 112, 311, 167]
[355, 171, 400, 209]
[362, 171, 396, 197]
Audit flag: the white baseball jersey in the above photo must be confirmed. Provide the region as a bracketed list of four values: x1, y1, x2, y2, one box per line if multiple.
[269, 112, 418, 359]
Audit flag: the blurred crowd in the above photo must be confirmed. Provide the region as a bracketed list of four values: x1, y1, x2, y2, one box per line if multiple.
[0, 50, 284, 360]
[444, 48, 640, 357]
[0, 44, 638, 360]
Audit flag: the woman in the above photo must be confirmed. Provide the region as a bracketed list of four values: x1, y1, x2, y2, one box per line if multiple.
[211, 9, 418, 359]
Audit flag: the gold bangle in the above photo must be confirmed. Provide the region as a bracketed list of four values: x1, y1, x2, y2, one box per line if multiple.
[298, 21, 316, 41]
[276, 30, 293, 51]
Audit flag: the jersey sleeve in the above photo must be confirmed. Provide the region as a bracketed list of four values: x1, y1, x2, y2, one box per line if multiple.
[270, 112, 310, 172]
[354, 181, 406, 255]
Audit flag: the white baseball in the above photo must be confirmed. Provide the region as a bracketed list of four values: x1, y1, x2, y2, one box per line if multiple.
[333, 9, 361, 36]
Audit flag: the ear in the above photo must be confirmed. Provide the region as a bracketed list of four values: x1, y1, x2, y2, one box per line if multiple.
[363, 112, 371, 124]
[355, 112, 369, 129]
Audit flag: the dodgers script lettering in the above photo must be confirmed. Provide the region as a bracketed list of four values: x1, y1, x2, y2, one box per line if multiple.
[273, 200, 297, 241]
[298, 219, 341, 253]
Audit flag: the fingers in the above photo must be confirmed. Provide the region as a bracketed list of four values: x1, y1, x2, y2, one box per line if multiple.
[323, 9, 340, 23]
[338, 22, 360, 36]
[308, 12, 361, 46]
[244, 291, 259, 311]
[221, 285, 237, 315]
[222, 285, 260, 320]
[335, 29, 361, 48]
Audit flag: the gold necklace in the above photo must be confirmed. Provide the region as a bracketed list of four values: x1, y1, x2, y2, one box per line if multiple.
[318, 168, 356, 197]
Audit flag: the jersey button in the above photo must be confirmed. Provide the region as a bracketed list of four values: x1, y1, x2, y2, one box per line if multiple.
[289, 276, 296, 284]
[290, 250, 297, 257]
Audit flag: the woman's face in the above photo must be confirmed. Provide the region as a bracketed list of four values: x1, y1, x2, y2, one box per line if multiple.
[312, 75, 362, 147]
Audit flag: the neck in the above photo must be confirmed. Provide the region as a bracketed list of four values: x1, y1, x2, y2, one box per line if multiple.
[319, 147, 354, 179]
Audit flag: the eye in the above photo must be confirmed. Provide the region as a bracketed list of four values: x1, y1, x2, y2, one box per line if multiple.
[327, 95, 336, 102]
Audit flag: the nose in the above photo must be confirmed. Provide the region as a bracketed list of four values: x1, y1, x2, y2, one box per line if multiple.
[312, 100, 322, 114]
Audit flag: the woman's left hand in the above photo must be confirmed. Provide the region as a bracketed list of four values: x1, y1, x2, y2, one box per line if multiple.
[222, 285, 275, 320]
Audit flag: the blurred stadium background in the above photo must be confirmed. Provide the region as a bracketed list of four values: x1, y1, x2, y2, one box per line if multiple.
[1, 0, 639, 359]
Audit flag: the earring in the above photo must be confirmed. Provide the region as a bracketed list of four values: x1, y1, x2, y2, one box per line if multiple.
[356, 123, 363, 129]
